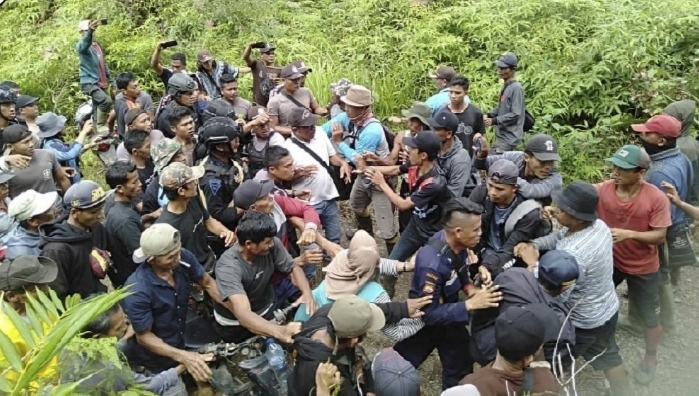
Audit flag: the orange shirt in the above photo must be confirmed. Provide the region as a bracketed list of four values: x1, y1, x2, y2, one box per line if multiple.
[596, 180, 671, 275]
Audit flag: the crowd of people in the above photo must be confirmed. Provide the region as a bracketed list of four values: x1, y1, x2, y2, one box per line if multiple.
[0, 17, 698, 396]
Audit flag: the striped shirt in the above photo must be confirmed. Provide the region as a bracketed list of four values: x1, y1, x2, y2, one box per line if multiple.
[533, 219, 619, 329]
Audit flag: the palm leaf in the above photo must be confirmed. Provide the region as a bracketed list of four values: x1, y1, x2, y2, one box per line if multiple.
[25, 291, 54, 326]
[5, 288, 129, 395]
[22, 307, 45, 339]
[0, 375, 12, 393]
[2, 301, 37, 349]
[0, 327, 22, 372]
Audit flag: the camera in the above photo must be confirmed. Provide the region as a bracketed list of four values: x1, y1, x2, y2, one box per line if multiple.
[252, 42, 267, 49]
[161, 40, 178, 49]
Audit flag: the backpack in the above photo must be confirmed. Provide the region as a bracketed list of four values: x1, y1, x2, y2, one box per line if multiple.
[524, 109, 536, 132]
[503, 199, 551, 239]
[346, 118, 395, 152]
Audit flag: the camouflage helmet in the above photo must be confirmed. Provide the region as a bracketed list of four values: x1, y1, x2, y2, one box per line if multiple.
[151, 138, 183, 173]
[159, 162, 205, 190]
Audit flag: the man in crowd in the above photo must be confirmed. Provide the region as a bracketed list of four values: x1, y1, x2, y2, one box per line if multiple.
[633, 115, 693, 336]
[197, 117, 246, 233]
[474, 133, 562, 205]
[243, 41, 281, 106]
[123, 129, 155, 188]
[447, 306, 560, 396]
[597, 144, 671, 384]
[3, 190, 57, 259]
[281, 108, 351, 245]
[156, 73, 200, 138]
[218, 74, 252, 119]
[484, 52, 525, 152]
[469, 159, 549, 278]
[116, 108, 165, 163]
[76, 19, 113, 138]
[123, 223, 222, 384]
[0, 125, 71, 199]
[470, 250, 577, 366]
[213, 211, 314, 343]
[105, 162, 144, 288]
[364, 131, 448, 296]
[426, 66, 456, 114]
[195, 50, 250, 100]
[244, 105, 284, 178]
[114, 72, 155, 137]
[0, 87, 18, 143]
[663, 100, 699, 203]
[41, 180, 109, 299]
[268, 64, 327, 136]
[150, 41, 188, 89]
[432, 108, 471, 197]
[444, 75, 484, 158]
[290, 294, 430, 396]
[15, 95, 40, 138]
[156, 162, 235, 271]
[516, 181, 632, 396]
[393, 198, 503, 390]
[166, 106, 196, 165]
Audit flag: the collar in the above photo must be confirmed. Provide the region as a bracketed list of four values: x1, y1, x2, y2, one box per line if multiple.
[649, 147, 681, 161]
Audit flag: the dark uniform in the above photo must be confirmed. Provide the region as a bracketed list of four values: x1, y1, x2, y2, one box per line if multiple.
[196, 117, 247, 256]
[394, 230, 474, 390]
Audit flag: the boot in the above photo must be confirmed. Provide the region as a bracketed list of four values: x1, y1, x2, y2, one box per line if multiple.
[384, 234, 399, 256]
[346, 213, 374, 239]
[617, 297, 643, 338]
[659, 283, 677, 336]
[93, 108, 110, 140]
[607, 376, 632, 396]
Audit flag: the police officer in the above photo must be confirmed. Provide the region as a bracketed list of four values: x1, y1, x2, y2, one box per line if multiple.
[196, 117, 246, 256]
[0, 86, 18, 146]
[393, 197, 503, 390]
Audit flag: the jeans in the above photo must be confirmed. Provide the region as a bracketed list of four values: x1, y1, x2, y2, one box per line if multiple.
[313, 199, 341, 244]
[81, 83, 112, 112]
[389, 221, 428, 261]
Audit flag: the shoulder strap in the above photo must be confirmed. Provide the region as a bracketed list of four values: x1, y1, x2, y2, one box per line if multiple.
[290, 137, 332, 173]
[521, 368, 534, 393]
[504, 199, 542, 237]
[281, 91, 311, 111]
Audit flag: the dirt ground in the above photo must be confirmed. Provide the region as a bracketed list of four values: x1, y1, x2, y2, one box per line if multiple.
[335, 202, 699, 396]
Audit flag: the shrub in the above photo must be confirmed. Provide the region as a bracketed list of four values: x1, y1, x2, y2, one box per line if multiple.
[0, 0, 698, 182]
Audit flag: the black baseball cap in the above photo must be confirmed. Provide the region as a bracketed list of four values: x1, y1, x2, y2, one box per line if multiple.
[428, 109, 460, 134]
[524, 134, 561, 162]
[234, 180, 275, 210]
[403, 130, 441, 159]
[289, 108, 319, 127]
[488, 159, 519, 185]
[3, 124, 32, 144]
[260, 43, 276, 53]
[495, 305, 546, 361]
[280, 64, 303, 80]
[64, 180, 108, 210]
[0, 255, 58, 291]
[15, 95, 39, 109]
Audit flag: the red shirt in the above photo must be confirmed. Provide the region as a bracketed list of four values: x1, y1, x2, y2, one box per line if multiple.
[596, 180, 671, 274]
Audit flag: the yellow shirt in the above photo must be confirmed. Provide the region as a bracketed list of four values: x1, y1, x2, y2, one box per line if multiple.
[0, 305, 58, 390]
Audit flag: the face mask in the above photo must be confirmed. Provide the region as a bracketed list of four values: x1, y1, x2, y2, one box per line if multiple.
[640, 138, 675, 156]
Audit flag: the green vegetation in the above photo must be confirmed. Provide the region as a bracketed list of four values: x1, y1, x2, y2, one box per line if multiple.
[1, 0, 698, 182]
[0, 289, 144, 395]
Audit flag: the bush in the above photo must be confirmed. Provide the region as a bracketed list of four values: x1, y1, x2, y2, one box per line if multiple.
[1, 0, 698, 182]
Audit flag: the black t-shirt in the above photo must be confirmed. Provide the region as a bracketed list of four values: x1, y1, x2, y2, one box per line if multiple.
[105, 201, 145, 287]
[448, 104, 485, 158]
[400, 163, 450, 239]
[155, 197, 211, 263]
[136, 160, 155, 188]
[159, 68, 173, 90]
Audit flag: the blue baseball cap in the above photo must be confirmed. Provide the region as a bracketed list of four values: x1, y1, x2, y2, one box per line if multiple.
[537, 250, 580, 288]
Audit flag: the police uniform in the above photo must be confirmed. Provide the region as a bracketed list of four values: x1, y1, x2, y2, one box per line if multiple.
[198, 153, 245, 231]
[393, 230, 474, 390]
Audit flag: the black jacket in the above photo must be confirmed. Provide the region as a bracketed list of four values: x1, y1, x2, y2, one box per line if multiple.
[197, 154, 246, 231]
[289, 301, 409, 396]
[40, 218, 108, 300]
[469, 185, 547, 277]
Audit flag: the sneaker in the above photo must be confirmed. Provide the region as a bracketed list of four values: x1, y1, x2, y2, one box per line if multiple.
[634, 361, 657, 385]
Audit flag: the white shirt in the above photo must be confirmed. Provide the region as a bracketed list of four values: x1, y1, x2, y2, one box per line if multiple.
[281, 127, 339, 205]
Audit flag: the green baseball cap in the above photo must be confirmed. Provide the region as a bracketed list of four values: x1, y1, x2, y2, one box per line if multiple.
[605, 145, 650, 170]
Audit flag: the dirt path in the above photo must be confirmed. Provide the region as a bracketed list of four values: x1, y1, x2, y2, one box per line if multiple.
[337, 203, 699, 396]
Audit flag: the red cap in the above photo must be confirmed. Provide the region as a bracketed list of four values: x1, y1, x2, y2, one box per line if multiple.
[631, 114, 682, 138]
